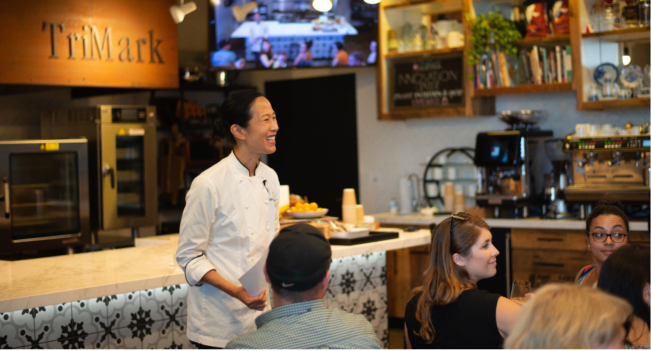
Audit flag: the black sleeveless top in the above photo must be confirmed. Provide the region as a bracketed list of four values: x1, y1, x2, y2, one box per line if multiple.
[405, 289, 503, 349]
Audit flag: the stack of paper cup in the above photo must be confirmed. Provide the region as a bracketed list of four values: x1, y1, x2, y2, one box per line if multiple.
[443, 182, 455, 213]
[342, 188, 358, 224]
[356, 205, 365, 223]
[454, 191, 465, 213]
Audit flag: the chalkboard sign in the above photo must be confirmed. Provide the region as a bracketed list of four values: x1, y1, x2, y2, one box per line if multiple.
[390, 56, 464, 110]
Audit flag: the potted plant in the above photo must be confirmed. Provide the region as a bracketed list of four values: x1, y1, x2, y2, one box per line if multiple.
[466, 10, 522, 67]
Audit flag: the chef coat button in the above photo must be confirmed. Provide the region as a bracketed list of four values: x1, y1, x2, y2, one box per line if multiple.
[266, 225, 269, 230]
[245, 205, 249, 209]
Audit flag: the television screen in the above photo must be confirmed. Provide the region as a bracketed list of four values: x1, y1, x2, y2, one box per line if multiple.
[209, 0, 378, 70]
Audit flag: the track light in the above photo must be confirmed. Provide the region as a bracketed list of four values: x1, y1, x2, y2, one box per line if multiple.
[364, 0, 381, 4]
[170, 1, 198, 24]
[312, 0, 333, 12]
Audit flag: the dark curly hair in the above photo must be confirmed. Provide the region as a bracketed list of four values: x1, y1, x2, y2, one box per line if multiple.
[585, 199, 629, 236]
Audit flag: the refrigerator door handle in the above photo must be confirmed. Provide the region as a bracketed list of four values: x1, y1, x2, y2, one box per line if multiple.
[103, 164, 115, 189]
[2, 177, 9, 219]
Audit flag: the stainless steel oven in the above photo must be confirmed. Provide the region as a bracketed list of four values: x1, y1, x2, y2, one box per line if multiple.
[41, 106, 158, 246]
[0, 139, 91, 254]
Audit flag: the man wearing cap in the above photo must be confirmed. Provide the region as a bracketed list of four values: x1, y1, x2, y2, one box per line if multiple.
[211, 39, 237, 68]
[226, 224, 381, 349]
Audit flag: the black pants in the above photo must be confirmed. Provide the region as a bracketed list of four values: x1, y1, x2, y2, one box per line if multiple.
[190, 341, 222, 349]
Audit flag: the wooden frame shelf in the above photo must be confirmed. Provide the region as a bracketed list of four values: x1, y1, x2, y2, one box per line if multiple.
[383, 0, 460, 11]
[517, 34, 571, 46]
[474, 82, 573, 97]
[384, 47, 464, 59]
[582, 27, 651, 42]
[580, 97, 651, 110]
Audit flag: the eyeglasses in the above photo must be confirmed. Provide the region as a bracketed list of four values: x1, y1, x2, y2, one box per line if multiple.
[450, 212, 470, 238]
[590, 232, 628, 243]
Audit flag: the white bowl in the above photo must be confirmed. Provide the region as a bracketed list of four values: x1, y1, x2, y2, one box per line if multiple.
[329, 227, 371, 239]
[286, 208, 328, 219]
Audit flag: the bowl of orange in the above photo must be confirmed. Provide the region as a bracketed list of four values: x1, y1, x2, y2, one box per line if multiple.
[286, 202, 328, 219]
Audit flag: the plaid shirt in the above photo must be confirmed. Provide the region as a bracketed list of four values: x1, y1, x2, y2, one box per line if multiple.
[226, 299, 381, 349]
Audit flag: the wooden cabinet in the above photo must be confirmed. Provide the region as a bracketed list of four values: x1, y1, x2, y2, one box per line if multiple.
[376, 0, 495, 120]
[376, 0, 650, 118]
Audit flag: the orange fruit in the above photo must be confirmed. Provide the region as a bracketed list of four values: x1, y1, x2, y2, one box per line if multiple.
[309, 202, 318, 210]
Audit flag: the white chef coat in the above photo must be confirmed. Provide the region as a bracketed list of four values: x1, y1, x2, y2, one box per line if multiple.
[248, 21, 269, 52]
[176, 152, 280, 347]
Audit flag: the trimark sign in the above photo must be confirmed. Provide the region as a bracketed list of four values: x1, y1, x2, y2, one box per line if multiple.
[0, 0, 178, 88]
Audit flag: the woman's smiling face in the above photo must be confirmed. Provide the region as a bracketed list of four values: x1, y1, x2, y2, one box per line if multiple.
[458, 228, 499, 283]
[239, 97, 278, 155]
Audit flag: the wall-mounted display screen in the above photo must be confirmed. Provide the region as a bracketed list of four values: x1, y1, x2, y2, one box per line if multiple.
[209, 0, 377, 70]
[474, 133, 520, 167]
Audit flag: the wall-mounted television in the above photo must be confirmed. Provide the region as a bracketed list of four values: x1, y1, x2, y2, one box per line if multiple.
[209, 0, 378, 70]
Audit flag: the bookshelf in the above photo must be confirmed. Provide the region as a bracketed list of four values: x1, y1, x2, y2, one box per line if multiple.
[570, 0, 651, 111]
[376, 0, 495, 120]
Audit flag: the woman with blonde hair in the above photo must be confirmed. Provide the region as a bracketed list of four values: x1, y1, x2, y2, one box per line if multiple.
[404, 213, 521, 348]
[504, 283, 632, 349]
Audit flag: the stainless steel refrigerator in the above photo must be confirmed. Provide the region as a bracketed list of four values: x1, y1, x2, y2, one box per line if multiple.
[42, 105, 158, 246]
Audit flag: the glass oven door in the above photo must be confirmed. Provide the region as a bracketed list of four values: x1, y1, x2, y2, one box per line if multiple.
[9, 152, 81, 242]
[100, 124, 157, 230]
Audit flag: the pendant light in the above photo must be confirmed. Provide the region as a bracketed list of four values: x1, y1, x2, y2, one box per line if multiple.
[312, 0, 333, 12]
[364, 0, 381, 4]
[622, 46, 631, 66]
[170, 0, 198, 24]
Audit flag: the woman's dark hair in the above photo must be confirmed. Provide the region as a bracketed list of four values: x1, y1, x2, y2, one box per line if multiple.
[305, 40, 313, 50]
[335, 42, 343, 50]
[212, 90, 264, 144]
[598, 244, 650, 329]
[413, 214, 490, 343]
[585, 199, 629, 235]
[261, 39, 272, 54]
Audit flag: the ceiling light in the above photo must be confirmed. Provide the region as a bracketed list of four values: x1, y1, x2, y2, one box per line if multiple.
[170, 1, 198, 24]
[622, 46, 631, 66]
[364, 0, 381, 4]
[312, 0, 333, 12]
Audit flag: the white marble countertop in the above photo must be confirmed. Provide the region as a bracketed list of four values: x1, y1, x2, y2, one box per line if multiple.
[372, 213, 649, 231]
[0, 229, 429, 313]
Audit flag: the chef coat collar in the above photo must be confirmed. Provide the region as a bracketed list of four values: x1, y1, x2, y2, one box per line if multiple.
[230, 151, 260, 177]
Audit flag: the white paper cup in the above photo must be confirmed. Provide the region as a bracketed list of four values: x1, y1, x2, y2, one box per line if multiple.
[447, 167, 457, 180]
[433, 168, 443, 180]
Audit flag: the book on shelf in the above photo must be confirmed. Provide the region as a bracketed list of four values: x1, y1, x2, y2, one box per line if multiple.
[555, 46, 563, 83]
[541, 47, 549, 84]
[521, 49, 533, 84]
[565, 45, 572, 83]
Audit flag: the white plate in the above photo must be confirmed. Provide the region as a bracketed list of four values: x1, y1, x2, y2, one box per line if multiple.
[619, 64, 644, 88]
[286, 209, 329, 219]
[329, 227, 371, 239]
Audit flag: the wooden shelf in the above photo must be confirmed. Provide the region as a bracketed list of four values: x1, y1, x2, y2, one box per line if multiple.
[580, 97, 650, 110]
[582, 26, 650, 42]
[474, 82, 573, 97]
[380, 105, 467, 119]
[383, 0, 461, 11]
[384, 47, 464, 59]
[517, 34, 571, 46]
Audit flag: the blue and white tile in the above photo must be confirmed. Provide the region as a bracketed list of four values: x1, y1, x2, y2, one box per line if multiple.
[45, 303, 72, 343]
[117, 291, 141, 329]
[172, 284, 189, 317]
[0, 321, 27, 349]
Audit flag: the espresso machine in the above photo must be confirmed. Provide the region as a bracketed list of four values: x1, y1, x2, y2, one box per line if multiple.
[563, 129, 650, 219]
[474, 111, 553, 218]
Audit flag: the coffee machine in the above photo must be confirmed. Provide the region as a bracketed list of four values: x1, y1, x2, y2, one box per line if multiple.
[474, 111, 553, 218]
[563, 131, 650, 219]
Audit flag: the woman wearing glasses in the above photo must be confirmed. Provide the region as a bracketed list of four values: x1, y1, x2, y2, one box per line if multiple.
[574, 200, 629, 288]
[404, 213, 522, 348]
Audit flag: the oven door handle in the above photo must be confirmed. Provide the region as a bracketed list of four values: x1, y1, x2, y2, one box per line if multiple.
[2, 177, 9, 219]
[103, 164, 115, 189]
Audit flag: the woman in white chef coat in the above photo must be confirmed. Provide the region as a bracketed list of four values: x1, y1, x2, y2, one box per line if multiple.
[176, 90, 280, 348]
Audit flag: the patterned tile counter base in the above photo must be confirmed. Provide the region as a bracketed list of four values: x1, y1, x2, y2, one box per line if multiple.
[0, 252, 388, 349]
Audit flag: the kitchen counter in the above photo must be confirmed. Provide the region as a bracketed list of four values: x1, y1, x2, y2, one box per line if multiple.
[231, 21, 358, 38]
[372, 213, 649, 231]
[0, 229, 430, 313]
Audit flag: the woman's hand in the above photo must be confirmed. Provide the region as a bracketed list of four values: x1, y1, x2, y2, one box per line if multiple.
[234, 286, 267, 311]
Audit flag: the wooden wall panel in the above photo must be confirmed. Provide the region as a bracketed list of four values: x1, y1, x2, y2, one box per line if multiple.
[0, 0, 178, 88]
